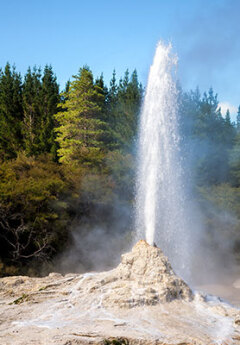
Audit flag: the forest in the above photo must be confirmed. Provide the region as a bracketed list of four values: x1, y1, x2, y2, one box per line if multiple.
[0, 62, 240, 276]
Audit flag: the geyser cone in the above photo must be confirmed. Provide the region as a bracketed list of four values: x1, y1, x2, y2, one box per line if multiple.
[107, 240, 193, 307]
[135, 41, 190, 279]
[2, 242, 240, 345]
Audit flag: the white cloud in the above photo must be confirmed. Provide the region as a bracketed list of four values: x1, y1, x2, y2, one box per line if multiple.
[218, 102, 238, 116]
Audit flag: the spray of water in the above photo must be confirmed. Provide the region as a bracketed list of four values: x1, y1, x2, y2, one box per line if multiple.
[135, 41, 191, 279]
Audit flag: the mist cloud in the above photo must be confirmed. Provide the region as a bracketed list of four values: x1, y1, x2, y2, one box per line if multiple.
[173, 0, 240, 104]
[218, 102, 238, 117]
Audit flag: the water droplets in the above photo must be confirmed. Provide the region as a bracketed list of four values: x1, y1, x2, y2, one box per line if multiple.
[135, 41, 190, 280]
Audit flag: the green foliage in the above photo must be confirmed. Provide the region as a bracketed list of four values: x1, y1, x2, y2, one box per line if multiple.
[0, 64, 142, 276]
[237, 106, 240, 133]
[0, 63, 59, 159]
[80, 173, 114, 204]
[55, 67, 107, 166]
[197, 184, 240, 256]
[1, 61, 240, 274]
[0, 63, 23, 159]
[105, 150, 135, 200]
[178, 88, 240, 260]
[0, 153, 69, 269]
[11, 294, 29, 305]
[230, 133, 240, 186]
[39, 65, 60, 156]
[22, 66, 42, 155]
[107, 69, 143, 151]
[179, 87, 236, 185]
[103, 339, 129, 345]
[199, 184, 240, 214]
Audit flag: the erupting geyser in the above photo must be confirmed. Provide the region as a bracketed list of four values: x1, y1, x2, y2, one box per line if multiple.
[136, 42, 190, 278]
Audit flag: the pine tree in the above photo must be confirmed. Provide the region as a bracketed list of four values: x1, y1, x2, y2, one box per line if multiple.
[0, 63, 23, 159]
[39, 65, 60, 156]
[179, 87, 236, 185]
[113, 69, 143, 150]
[195, 88, 223, 144]
[22, 66, 42, 155]
[108, 70, 118, 110]
[197, 90, 232, 184]
[95, 73, 108, 120]
[230, 133, 240, 186]
[58, 80, 71, 109]
[237, 106, 240, 133]
[95, 74, 112, 146]
[225, 109, 231, 124]
[55, 67, 107, 166]
[125, 69, 143, 134]
[178, 87, 201, 139]
[64, 80, 70, 94]
[103, 70, 119, 149]
[223, 109, 235, 147]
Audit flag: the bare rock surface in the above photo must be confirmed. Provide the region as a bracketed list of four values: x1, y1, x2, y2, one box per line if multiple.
[0, 240, 240, 345]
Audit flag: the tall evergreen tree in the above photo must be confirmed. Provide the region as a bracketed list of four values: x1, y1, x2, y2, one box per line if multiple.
[179, 88, 236, 185]
[108, 69, 118, 110]
[230, 133, 240, 187]
[39, 65, 59, 156]
[58, 80, 71, 109]
[225, 109, 231, 125]
[95, 73, 108, 120]
[22, 66, 42, 155]
[237, 106, 240, 133]
[197, 90, 234, 184]
[95, 74, 113, 146]
[64, 80, 70, 94]
[223, 109, 235, 151]
[179, 87, 201, 140]
[55, 67, 106, 166]
[110, 69, 143, 151]
[0, 63, 23, 159]
[104, 70, 119, 149]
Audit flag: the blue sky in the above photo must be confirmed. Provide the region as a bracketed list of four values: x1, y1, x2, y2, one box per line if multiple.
[1, 0, 240, 117]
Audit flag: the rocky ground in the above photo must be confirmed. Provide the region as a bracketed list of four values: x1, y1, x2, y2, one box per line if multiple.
[1, 240, 240, 345]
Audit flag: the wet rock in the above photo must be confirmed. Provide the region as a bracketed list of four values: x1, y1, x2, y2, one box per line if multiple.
[0, 241, 240, 345]
[101, 240, 193, 308]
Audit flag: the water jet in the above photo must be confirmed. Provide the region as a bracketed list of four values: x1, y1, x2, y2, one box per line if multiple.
[136, 41, 190, 279]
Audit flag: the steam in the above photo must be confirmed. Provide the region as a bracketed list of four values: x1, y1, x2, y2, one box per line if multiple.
[218, 102, 238, 117]
[56, 39, 240, 295]
[57, 202, 133, 274]
[180, 125, 240, 286]
[190, 198, 240, 285]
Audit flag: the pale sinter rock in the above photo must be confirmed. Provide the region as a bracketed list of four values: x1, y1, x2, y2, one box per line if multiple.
[1, 240, 240, 345]
[99, 240, 193, 308]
